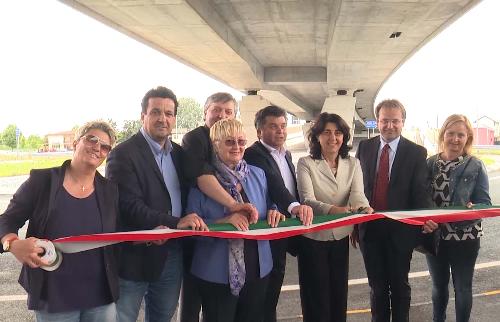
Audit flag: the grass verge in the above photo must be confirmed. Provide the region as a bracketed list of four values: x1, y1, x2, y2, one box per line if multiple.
[0, 156, 69, 177]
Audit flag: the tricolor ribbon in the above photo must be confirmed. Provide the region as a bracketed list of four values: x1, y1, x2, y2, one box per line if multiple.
[53, 205, 500, 254]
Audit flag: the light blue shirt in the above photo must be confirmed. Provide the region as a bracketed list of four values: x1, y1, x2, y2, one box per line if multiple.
[140, 128, 182, 217]
[377, 136, 401, 177]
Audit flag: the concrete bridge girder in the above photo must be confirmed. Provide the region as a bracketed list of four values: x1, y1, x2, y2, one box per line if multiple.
[60, 0, 483, 127]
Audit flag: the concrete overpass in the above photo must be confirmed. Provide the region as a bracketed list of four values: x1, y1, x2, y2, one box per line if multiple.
[60, 0, 481, 137]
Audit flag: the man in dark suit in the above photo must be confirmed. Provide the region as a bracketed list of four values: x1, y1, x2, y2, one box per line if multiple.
[243, 105, 313, 322]
[106, 86, 207, 322]
[355, 99, 436, 322]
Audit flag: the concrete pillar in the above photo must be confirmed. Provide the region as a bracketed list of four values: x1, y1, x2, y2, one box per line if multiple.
[238, 94, 271, 144]
[321, 95, 356, 125]
[321, 94, 357, 144]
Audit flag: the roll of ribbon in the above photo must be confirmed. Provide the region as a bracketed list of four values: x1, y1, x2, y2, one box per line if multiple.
[36, 239, 63, 272]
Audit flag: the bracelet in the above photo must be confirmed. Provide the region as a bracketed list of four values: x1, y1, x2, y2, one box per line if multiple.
[2, 236, 19, 252]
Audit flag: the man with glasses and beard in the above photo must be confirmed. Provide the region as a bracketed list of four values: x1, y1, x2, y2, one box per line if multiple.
[354, 99, 436, 322]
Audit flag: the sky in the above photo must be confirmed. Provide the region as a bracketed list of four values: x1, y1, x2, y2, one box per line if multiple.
[376, 0, 500, 128]
[0, 0, 499, 136]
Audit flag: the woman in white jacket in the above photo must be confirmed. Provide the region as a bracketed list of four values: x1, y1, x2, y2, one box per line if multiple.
[296, 112, 373, 322]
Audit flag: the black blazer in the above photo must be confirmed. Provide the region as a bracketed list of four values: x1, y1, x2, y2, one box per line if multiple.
[356, 136, 432, 249]
[244, 141, 298, 216]
[0, 160, 119, 309]
[106, 132, 188, 282]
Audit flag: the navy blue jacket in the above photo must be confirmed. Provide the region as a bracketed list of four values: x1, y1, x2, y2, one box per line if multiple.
[106, 132, 188, 282]
[356, 136, 432, 250]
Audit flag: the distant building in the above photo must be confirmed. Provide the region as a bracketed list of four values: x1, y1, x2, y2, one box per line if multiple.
[474, 116, 497, 146]
[46, 131, 75, 151]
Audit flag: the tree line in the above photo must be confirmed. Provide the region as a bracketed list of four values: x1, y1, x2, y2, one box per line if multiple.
[0, 97, 203, 150]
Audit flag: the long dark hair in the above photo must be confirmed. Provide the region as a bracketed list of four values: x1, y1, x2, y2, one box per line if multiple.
[308, 112, 351, 159]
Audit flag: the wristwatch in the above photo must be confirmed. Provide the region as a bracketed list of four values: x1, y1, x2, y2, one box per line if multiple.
[2, 237, 18, 252]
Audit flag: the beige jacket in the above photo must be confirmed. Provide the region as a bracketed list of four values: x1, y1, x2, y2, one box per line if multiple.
[296, 155, 369, 241]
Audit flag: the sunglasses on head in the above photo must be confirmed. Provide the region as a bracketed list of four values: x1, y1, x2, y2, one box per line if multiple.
[82, 134, 112, 153]
[223, 138, 247, 147]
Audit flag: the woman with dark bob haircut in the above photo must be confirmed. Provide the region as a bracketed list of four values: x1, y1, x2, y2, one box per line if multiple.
[296, 112, 373, 322]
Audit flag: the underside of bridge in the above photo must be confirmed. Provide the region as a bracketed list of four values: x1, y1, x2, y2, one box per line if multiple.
[60, 0, 480, 129]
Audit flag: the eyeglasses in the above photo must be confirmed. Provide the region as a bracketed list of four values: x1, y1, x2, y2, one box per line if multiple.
[222, 138, 247, 147]
[81, 134, 112, 153]
[378, 119, 403, 126]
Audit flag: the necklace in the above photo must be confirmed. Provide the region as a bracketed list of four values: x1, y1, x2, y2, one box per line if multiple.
[68, 169, 93, 193]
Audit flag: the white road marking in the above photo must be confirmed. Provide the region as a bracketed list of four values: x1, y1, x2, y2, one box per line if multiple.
[280, 260, 500, 292]
[1, 261, 499, 302]
[0, 295, 27, 302]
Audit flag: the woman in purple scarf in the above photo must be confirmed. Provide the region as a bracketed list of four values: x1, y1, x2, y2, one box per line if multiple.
[186, 119, 284, 322]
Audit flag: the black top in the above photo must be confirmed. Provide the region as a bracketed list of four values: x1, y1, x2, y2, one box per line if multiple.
[0, 160, 119, 310]
[182, 125, 215, 185]
[42, 189, 111, 313]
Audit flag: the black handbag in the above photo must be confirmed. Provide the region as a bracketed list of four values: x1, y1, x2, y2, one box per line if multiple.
[415, 228, 441, 256]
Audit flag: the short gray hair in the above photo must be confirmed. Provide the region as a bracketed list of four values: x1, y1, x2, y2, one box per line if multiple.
[204, 92, 238, 113]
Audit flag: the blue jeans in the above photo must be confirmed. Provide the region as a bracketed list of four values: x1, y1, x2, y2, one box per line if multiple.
[117, 244, 183, 322]
[35, 303, 116, 322]
[426, 239, 480, 322]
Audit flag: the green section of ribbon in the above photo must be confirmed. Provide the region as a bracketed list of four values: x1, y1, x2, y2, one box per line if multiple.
[203, 212, 355, 232]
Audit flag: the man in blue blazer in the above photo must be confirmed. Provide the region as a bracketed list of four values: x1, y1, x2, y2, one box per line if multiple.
[106, 86, 207, 322]
[243, 105, 313, 322]
[355, 99, 435, 322]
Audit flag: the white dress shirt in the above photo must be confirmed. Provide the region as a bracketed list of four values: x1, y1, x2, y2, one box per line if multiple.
[260, 140, 300, 214]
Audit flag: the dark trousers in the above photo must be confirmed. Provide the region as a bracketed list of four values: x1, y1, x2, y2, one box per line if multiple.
[360, 232, 413, 322]
[179, 239, 203, 322]
[263, 238, 288, 322]
[426, 239, 480, 322]
[179, 271, 203, 322]
[297, 236, 349, 322]
[196, 274, 269, 322]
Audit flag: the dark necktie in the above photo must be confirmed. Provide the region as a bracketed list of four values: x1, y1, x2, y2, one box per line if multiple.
[372, 144, 390, 211]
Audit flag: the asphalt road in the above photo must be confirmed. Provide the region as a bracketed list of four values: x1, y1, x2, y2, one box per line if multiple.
[1, 171, 499, 322]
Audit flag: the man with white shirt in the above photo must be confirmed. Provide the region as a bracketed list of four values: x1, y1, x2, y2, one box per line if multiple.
[243, 105, 313, 322]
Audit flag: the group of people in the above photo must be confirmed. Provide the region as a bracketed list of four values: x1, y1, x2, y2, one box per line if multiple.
[0, 86, 490, 322]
